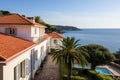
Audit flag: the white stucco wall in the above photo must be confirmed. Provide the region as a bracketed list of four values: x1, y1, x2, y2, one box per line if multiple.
[3, 47, 33, 80]
[3, 39, 48, 80]
[32, 39, 48, 76]
[0, 25, 32, 41]
[31, 26, 46, 42]
[0, 23, 63, 80]
[0, 25, 46, 43]
[50, 38, 63, 49]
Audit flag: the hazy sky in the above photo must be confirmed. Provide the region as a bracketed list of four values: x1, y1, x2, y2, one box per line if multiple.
[1, 0, 120, 28]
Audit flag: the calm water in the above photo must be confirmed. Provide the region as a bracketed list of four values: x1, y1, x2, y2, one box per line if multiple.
[96, 67, 112, 75]
[64, 29, 120, 53]
[74, 64, 112, 75]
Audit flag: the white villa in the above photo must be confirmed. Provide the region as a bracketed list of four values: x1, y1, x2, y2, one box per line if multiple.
[0, 14, 63, 80]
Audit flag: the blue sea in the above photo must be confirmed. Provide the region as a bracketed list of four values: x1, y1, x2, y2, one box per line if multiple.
[63, 29, 120, 53]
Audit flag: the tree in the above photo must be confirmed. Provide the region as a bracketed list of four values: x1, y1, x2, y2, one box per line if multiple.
[0, 12, 3, 16]
[35, 16, 44, 24]
[45, 24, 56, 33]
[52, 37, 88, 80]
[0, 10, 11, 15]
[0, 10, 11, 16]
[78, 44, 115, 70]
[34, 16, 56, 33]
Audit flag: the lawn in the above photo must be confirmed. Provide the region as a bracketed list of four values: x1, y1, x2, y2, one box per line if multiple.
[60, 62, 115, 80]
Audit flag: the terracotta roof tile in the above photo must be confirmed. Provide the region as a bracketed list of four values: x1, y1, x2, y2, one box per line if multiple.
[49, 32, 64, 38]
[0, 33, 35, 61]
[34, 22, 46, 28]
[0, 14, 33, 25]
[45, 34, 51, 38]
[0, 14, 46, 28]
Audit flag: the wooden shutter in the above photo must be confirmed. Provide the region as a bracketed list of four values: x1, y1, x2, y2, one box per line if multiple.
[14, 66, 17, 80]
[18, 64, 20, 79]
[14, 28, 17, 35]
[25, 59, 29, 75]
[21, 61, 25, 78]
[35, 50, 38, 60]
[5, 28, 10, 34]
[5, 28, 8, 34]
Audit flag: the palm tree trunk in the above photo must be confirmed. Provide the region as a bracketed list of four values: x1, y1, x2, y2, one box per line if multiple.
[67, 62, 72, 80]
[91, 63, 96, 70]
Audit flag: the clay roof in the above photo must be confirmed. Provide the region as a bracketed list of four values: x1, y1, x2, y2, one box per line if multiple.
[0, 14, 33, 25]
[34, 22, 47, 28]
[0, 14, 46, 28]
[45, 34, 51, 38]
[0, 33, 35, 61]
[48, 32, 64, 38]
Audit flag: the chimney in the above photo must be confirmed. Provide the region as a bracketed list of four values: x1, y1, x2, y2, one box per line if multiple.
[27, 17, 35, 23]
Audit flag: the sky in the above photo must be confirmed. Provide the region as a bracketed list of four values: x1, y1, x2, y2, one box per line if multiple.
[1, 0, 120, 28]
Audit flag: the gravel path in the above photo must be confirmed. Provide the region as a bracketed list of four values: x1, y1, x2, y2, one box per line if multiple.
[35, 55, 60, 80]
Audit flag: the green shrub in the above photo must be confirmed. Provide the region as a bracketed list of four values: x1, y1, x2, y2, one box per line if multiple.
[72, 69, 78, 76]
[97, 74, 113, 80]
[78, 70, 83, 76]
[88, 70, 114, 80]
[82, 69, 89, 75]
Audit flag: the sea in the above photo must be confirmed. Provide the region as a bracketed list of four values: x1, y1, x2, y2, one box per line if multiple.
[63, 29, 120, 53]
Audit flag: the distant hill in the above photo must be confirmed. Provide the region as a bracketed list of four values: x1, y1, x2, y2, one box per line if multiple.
[53, 25, 80, 33]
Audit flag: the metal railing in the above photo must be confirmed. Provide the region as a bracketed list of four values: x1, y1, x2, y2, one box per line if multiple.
[35, 36, 46, 44]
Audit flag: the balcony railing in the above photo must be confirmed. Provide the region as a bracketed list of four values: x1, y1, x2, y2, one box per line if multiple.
[35, 36, 46, 44]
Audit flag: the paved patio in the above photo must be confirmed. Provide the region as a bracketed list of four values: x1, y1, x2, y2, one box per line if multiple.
[35, 55, 60, 80]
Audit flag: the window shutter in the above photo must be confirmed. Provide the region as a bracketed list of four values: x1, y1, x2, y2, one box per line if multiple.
[14, 66, 17, 80]
[21, 61, 25, 78]
[5, 28, 8, 34]
[18, 64, 20, 79]
[25, 59, 29, 75]
[33, 53, 35, 69]
[35, 50, 38, 60]
[14, 28, 17, 35]
[5, 28, 10, 34]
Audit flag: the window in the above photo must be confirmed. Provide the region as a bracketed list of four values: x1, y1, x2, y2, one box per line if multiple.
[34, 28, 37, 35]
[31, 49, 35, 70]
[20, 60, 25, 78]
[25, 59, 29, 75]
[35, 50, 38, 60]
[14, 59, 29, 80]
[14, 65, 20, 80]
[14, 66, 17, 80]
[41, 46, 44, 56]
[54, 39, 57, 44]
[5, 28, 17, 35]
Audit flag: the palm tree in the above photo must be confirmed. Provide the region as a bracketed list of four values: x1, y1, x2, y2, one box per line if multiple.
[51, 37, 88, 80]
[78, 44, 115, 70]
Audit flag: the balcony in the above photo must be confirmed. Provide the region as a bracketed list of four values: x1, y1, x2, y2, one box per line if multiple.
[35, 36, 46, 44]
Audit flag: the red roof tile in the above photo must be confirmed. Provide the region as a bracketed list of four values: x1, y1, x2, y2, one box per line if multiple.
[0, 33, 35, 61]
[48, 32, 64, 38]
[0, 14, 46, 28]
[0, 14, 33, 25]
[34, 22, 46, 28]
[45, 34, 51, 38]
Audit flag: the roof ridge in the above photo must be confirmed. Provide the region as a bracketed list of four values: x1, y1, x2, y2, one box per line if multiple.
[52, 32, 63, 36]
[15, 14, 33, 24]
[49, 32, 64, 38]
[0, 14, 34, 25]
[56, 33, 63, 37]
